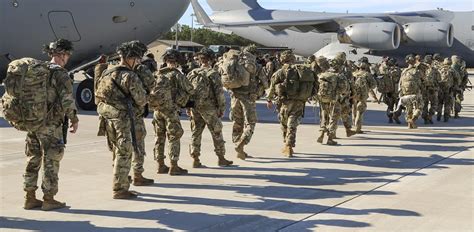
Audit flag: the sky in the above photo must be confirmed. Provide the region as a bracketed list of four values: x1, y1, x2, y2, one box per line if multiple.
[178, 0, 473, 26]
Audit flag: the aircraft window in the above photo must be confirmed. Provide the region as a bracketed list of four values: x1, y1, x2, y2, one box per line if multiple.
[12, 1, 19, 7]
[113, 16, 128, 23]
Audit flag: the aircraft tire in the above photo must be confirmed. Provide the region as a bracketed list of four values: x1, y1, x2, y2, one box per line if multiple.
[76, 79, 96, 111]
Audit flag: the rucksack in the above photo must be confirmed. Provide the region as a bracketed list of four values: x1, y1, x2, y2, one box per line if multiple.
[281, 64, 316, 101]
[1, 58, 55, 131]
[220, 57, 249, 89]
[149, 75, 173, 112]
[160, 67, 194, 108]
[187, 68, 214, 107]
[94, 63, 109, 104]
[317, 71, 338, 103]
[353, 71, 370, 93]
[400, 68, 419, 95]
[439, 66, 454, 89]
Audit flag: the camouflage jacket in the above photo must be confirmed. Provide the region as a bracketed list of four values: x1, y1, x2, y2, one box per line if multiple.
[48, 64, 79, 124]
[353, 70, 376, 100]
[95, 65, 147, 118]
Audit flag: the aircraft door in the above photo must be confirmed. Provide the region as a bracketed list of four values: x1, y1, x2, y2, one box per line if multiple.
[48, 11, 81, 42]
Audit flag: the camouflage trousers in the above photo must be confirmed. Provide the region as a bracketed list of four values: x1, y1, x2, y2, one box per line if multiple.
[319, 100, 340, 136]
[339, 97, 353, 129]
[397, 94, 423, 122]
[230, 95, 257, 147]
[422, 88, 439, 120]
[132, 117, 147, 174]
[105, 118, 132, 192]
[153, 111, 184, 162]
[278, 100, 305, 147]
[190, 108, 226, 157]
[454, 90, 464, 114]
[437, 89, 453, 116]
[24, 124, 65, 196]
[382, 92, 398, 119]
[352, 98, 368, 131]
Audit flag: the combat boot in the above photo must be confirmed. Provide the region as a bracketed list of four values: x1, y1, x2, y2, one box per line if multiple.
[133, 173, 154, 186]
[424, 118, 430, 125]
[169, 160, 188, 175]
[157, 159, 170, 174]
[454, 112, 460, 119]
[191, 152, 204, 168]
[24, 191, 42, 210]
[444, 115, 449, 122]
[437, 113, 442, 121]
[346, 129, 357, 137]
[113, 190, 138, 199]
[281, 145, 294, 158]
[41, 195, 66, 211]
[217, 156, 233, 167]
[326, 134, 338, 146]
[235, 143, 247, 160]
[317, 131, 325, 144]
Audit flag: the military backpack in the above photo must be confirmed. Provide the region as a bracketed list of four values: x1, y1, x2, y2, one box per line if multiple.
[278, 64, 315, 101]
[187, 68, 215, 108]
[317, 71, 338, 103]
[219, 56, 249, 89]
[1, 58, 59, 131]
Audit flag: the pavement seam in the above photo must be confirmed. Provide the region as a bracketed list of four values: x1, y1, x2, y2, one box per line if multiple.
[276, 148, 468, 231]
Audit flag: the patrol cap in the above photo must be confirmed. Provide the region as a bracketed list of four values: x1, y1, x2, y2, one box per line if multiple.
[197, 47, 214, 59]
[280, 50, 296, 63]
[43, 39, 74, 55]
[116, 40, 147, 59]
[243, 44, 258, 55]
[162, 49, 180, 62]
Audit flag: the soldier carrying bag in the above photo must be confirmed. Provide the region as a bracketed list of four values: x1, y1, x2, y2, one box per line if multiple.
[279, 64, 316, 101]
[220, 51, 250, 89]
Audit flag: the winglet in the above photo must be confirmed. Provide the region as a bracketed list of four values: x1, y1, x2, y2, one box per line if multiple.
[191, 0, 218, 27]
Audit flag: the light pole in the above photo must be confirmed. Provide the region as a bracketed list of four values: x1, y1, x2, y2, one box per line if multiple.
[191, 13, 195, 43]
[175, 23, 179, 50]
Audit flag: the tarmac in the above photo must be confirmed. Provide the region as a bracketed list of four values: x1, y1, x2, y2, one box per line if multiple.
[0, 75, 473, 231]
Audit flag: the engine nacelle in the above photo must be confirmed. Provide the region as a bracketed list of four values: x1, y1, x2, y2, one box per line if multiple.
[338, 22, 401, 50]
[402, 22, 453, 48]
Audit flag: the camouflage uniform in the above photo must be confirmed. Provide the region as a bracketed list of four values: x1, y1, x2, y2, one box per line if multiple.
[420, 56, 441, 124]
[378, 59, 401, 123]
[451, 56, 467, 118]
[24, 64, 78, 199]
[267, 51, 317, 154]
[352, 61, 376, 133]
[96, 65, 147, 194]
[437, 59, 457, 121]
[188, 66, 230, 164]
[396, 56, 423, 128]
[333, 53, 356, 136]
[316, 57, 347, 145]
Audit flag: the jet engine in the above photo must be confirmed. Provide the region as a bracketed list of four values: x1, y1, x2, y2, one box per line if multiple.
[402, 22, 453, 48]
[338, 22, 401, 50]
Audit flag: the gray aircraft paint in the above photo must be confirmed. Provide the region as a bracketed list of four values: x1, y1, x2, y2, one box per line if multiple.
[0, 0, 190, 79]
[193, 0, 474, 66]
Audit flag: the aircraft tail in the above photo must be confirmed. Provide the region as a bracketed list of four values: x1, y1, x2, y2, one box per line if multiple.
[207, 0, 263, 12]
[191, 0, 217, 27]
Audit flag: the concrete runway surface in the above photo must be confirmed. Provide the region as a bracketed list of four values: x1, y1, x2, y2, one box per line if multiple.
[1, 76, 473, 232]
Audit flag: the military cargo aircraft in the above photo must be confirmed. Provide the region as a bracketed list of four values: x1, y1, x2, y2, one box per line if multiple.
[0, 0, 190, 110]
[191, 0, 473, 66]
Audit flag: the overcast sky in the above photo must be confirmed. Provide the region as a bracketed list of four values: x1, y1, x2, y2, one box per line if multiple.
[178, 0, 473, 26]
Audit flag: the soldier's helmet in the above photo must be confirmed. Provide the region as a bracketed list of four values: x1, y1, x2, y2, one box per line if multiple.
[357, 56, 370, 69]
[43, 39, 74, 55]
[388, 57, 397, 66]
[405, 54, 416, 64]
[451, 55, 461, 64]
[443, 58, 452, 66]
[433, 53, 442, 61]
[263, 54, 271, 60]
[243, 44, 258, 55]
[162, 49, 181, 62]
[197, 47, 215, 59]
[334, 52, 347, 62]
[308, 55, 316, 61]
[424, 55, 433, 64]
[316, 56, 330, 71]
[415, 54, 423, 62]
[117, 40, 147, 58]
[224, 49, 240, 60]
[280, 50, 296, 63]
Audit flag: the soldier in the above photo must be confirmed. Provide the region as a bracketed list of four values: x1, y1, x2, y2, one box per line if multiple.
[131, 61, 156, 186]
[436, 58, 457, 122]
[332, 52, 357, 138]
[316, 57, 347, 145]
[394, 55, 423, 129]
[187, 48, 233, 167]
[378, 58, 402, 123]
[451, 55, 468, 118]
[420, 55, 441, 124]
[263, 54, 276, 85]
[352, 57, 376, 133]
[221, 46, 268, 160]
[142, 53, 158, 73]
[95, 41, 148, 199]
[266, 50, 317, 156]
[151, 50, 193, 175]
[1, 39, 79, 210]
